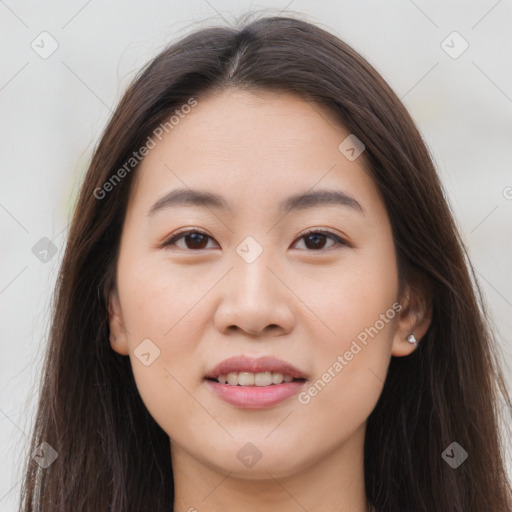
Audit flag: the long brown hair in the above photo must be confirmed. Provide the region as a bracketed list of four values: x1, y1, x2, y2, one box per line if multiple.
[19, 13, 512, 511]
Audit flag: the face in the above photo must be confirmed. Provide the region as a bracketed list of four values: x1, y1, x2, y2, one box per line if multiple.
[108, 89, 427, 480]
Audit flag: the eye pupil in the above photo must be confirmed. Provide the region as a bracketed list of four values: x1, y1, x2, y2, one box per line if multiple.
[305, 233, 326, 250]
[186, 233, 208, 249]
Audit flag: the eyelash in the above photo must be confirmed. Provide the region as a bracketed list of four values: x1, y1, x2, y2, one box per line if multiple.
[161, 228, 348, 251]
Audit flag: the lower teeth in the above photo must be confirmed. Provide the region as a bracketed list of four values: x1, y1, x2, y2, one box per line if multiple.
[211, 379, 301, 386]
[227, 383, 285, 386]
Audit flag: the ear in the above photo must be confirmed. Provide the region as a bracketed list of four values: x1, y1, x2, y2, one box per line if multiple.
[108, 286, 130, 356]
[391, 274, 433, 357]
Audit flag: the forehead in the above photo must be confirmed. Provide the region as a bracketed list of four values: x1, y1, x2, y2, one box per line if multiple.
[160, 88, 349, 154]
[127, 88, 381, 218]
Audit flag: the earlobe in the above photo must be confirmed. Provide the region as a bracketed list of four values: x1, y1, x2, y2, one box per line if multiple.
[391, 280, 433, 357]
[108, 288, 130, 356]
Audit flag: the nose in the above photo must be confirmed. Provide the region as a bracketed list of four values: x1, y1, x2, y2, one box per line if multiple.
[213, 251, 295, 338]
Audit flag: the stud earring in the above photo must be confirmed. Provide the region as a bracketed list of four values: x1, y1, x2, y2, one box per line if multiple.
[406, 334, 418, 347]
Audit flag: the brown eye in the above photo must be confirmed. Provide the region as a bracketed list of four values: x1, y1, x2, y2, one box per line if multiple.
[163, 228, 346, 252]
[293, 229, 346, 251]
[182, 232, 209, 249]
[163, 230, 217, 250]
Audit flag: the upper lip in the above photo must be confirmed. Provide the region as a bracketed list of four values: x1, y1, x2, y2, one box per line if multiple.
[205, 355, 308, 380]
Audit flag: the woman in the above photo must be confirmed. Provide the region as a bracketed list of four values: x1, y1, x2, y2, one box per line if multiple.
[19, 14, 512, 512]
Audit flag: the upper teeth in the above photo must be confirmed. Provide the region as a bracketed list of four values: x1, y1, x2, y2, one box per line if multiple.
[216, 371, 294, 386]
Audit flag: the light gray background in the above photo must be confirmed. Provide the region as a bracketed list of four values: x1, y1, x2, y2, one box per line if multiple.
[1, 1, 511, 509]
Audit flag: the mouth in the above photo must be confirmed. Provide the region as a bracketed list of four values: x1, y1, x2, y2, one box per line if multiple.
[204, 356, 308, 409]
[205, 371, 306, 386]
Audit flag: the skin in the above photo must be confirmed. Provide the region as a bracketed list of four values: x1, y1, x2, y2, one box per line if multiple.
[108, 89, 431, 512]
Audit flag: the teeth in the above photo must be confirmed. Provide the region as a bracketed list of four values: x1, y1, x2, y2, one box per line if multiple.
[272, 372, 284, 384]
[238, 372, 255, 386]
[215, 371, 298, 386]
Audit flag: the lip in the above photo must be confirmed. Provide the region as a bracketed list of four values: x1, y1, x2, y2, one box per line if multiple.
[204, 355, 308, 380]
[204, 355, 308, 409]
[205, 379, 306, 409]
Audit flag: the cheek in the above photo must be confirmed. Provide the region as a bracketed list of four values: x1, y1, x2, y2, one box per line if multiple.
[117, 245, 212, 342]
[300, 239, 399, 347]
[116, 251, 210, 429]
[294, 241, 398, 412]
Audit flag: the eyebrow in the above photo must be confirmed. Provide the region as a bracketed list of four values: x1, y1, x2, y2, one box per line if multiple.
[147, 188, 365, 216]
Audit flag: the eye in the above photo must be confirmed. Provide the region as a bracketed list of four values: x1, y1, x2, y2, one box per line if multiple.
[161, 228, 347, 251]
[162, 229, 218, 250]
[292, 229, 347, 251]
